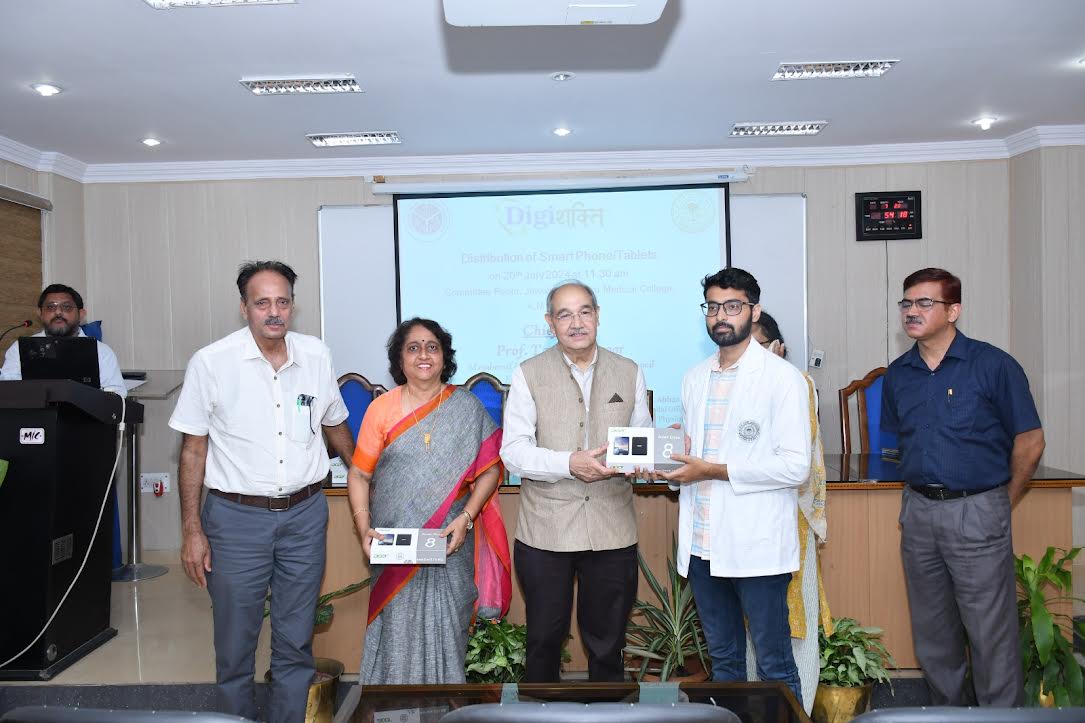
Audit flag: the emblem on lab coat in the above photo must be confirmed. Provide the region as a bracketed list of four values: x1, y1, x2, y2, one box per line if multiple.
[737, 420, 760, 441]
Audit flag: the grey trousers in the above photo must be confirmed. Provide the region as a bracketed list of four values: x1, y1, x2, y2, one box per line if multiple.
[203, 491, 328, 723]
[899, 485, 1022, 706]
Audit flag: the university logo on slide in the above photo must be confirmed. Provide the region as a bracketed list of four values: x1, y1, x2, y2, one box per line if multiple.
[408, 201, 448, 241]
[671, 190, 716, 233]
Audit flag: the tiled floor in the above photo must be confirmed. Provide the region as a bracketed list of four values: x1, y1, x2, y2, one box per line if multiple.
[11, 552, 273, 686]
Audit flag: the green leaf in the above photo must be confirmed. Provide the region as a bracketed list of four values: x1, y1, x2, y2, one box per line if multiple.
[1031, 589, 1055, 665]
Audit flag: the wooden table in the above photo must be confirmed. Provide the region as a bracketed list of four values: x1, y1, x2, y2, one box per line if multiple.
[315, 458, 1084, 672]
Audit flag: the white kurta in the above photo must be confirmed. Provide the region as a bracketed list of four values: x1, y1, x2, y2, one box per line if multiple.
[676, 339, 811, 578]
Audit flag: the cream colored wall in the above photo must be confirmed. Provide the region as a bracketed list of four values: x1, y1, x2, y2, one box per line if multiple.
[1009, 147, 1085, 599]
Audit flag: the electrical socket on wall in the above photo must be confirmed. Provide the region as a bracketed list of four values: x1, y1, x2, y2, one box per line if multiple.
[140, 472, 171, 494]
[809, 349, 825, 369]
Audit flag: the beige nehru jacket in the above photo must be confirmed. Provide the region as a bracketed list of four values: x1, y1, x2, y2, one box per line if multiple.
[515, 345, 639, 552]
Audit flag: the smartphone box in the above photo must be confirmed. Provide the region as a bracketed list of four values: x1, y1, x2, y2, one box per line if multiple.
[370, 528, 447, 565]
[606, 426, 684, 473]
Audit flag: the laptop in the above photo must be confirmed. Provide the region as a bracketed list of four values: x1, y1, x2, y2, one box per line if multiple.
[18, 337, 101, 389]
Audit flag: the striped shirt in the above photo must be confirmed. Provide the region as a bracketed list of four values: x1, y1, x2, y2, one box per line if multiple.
[692, 361, 739, 559]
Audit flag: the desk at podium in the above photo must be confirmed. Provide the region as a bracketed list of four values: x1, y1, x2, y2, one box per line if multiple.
[0, 380, 143, 680]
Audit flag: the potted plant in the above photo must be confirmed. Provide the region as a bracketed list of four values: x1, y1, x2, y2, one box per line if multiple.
[1016, 546, 1085, 707]
[811, 617, 894, 723]
[464, 618, 571, 682]
[624, 539, 709, 682]
[264, 577, 370, 723]
[465, 618, 528, 683]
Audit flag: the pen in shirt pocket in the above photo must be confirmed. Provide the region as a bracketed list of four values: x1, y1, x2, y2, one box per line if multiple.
[947, 388, 953, 403]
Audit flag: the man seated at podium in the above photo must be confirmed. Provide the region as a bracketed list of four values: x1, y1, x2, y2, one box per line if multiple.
[0, 283, 126, 397]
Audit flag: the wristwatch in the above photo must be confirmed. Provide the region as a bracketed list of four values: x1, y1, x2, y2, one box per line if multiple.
[463, 509, 474, 531]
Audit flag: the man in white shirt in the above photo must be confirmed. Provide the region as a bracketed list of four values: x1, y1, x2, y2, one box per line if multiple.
[169, 261, 354, 723]
[501, 280, 652, 682]
[653, 268, 810, 702]
[0, 284, 126, 396]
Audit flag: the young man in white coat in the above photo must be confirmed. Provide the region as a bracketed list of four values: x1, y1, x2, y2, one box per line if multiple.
[652, 267, 810, 702]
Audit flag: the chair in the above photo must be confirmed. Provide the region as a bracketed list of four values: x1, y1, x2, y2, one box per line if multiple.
[0, 708, 254, 723]
[336, 372, 388, 444]
[461, 371, 509, 428]
[440, 702, 740, 723]
[838, 367, 897, 457]
[851, 707, 1085, 722]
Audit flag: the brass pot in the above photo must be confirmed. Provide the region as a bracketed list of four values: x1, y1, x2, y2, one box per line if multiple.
[811, 683, 873, 723]
[305, 657, 345, 723]
[265, 656, 345, 723]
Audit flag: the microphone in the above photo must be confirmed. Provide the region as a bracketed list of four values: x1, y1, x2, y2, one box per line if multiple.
[0, 320, 33, 346]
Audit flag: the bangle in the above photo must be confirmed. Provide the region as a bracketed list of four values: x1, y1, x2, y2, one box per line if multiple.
[352, 507, 369, 519]
[463, 508, 474, 522]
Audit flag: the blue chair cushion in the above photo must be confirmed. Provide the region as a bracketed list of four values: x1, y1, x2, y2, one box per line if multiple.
[468, 380, 503, 428]
[81, 320, 103, 340]
[865, 376, 899, 459]
[339, 380, 374, 443]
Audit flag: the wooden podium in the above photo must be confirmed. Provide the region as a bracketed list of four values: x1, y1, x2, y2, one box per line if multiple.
[0, 380, 142, 680]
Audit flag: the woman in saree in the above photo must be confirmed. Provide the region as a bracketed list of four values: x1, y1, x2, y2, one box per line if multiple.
[746, 311, 832, 714]
[346, 318, 510, 684]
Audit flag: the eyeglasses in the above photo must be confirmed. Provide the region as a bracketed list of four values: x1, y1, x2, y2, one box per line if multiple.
[553, 308, 596, 324]
[897, 298, 953, 311]
[41, 302, 77, 313]
[701, 300, 754, 317]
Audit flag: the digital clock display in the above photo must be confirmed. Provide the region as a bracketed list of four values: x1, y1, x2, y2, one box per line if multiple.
[855, 191, 922, 241]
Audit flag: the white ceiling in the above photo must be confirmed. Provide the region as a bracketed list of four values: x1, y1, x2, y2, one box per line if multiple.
[1, 0, 1084, 167]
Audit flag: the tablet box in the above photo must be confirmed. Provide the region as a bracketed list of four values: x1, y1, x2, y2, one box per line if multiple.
[370, 528, 447, 565]
[606, 426, 684, 473]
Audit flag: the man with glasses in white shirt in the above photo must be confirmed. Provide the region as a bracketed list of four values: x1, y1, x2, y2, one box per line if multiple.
[501, 280, 652, 682]
[0, 283, 126, 396]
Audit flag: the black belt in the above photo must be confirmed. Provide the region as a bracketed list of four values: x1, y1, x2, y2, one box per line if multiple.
[909, 484, 1002, 502]
[210, 480, 323, 511]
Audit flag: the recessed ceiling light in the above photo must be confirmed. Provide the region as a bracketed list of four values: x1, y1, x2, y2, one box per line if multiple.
[772, 60, 899, 80]
[142, 138, 162, 147]
[550, 72, 576, 82]
[552, 127, 572, 137]
[240, 76, 362, 95]
[307, 132, 401, 147]
[972, 117, 997, 131]
[31, 83, 62, 97]
[731, 121, 827, 137]
[143, 0, 295, 7]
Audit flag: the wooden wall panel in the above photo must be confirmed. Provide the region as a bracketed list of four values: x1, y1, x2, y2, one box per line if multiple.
[0, 199, 43, 336]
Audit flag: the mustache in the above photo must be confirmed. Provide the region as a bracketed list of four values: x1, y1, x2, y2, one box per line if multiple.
[264, 317, 285, 326]
[905, 316, 921, 324]
[713, 322, 734, 333]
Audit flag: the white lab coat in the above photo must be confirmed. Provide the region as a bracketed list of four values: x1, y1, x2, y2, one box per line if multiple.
[676, 339, 811, 578]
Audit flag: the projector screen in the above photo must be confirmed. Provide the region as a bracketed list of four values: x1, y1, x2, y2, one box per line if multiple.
[395, 185, 730, 424]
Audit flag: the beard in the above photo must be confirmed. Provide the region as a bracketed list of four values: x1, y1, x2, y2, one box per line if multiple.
[708, 316, 752, 348]
[43, 317, 78, 337]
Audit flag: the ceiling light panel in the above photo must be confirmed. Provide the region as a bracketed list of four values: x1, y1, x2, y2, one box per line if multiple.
[731, 122, 827, 137]
[143, 0, 295, 8]
[241, 77, 361, 95]
[31, 83, 62, 97]
[772, 60, 899, 80]
[307, 132, 401, 147]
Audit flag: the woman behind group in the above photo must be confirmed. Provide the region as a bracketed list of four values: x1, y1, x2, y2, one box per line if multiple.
[747, 311, 832, 713]
[347, 318, 509, 684]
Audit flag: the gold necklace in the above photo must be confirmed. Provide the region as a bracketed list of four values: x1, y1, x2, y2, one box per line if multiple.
[406, 385, 446, 451]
